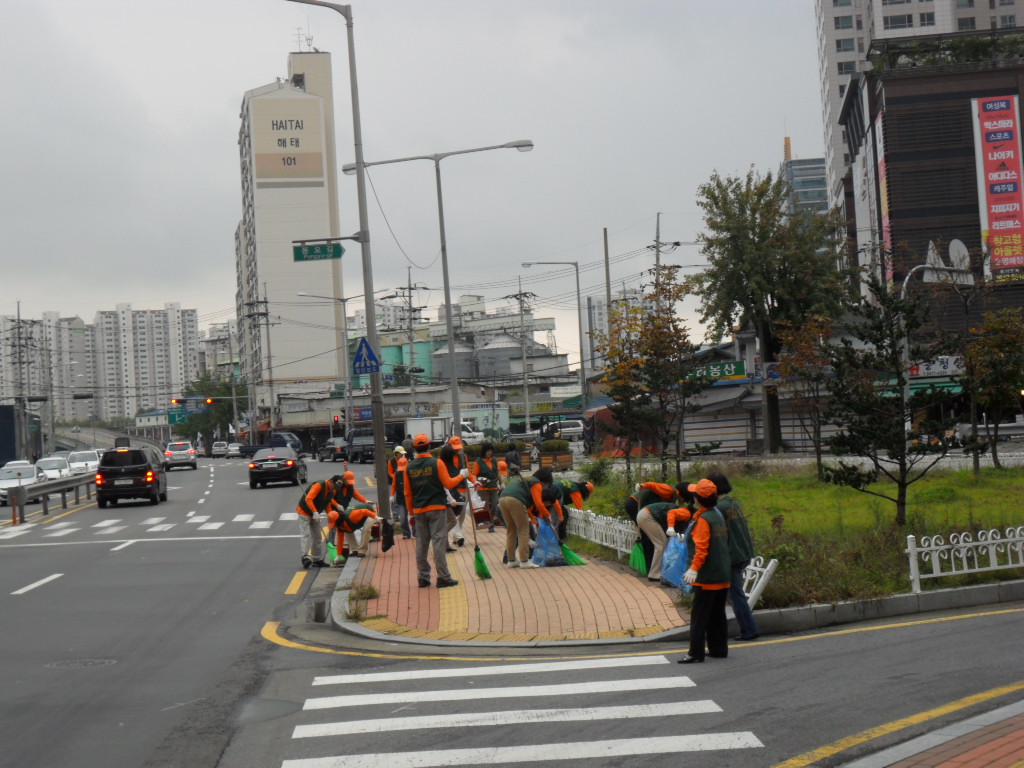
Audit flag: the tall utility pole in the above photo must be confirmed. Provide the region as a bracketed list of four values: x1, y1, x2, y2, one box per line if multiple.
[506, 280, 536, 439]
[382, 268, 426, 419]
[244, 289, 276, 437]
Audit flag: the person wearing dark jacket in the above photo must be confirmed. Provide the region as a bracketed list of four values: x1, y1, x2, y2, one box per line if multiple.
[389, 446, 412, 538]
[625, 481, 679, 568]
[295, 475, 346, 569]
[635, 500, 691, 581]
[472, 443, 503, 532]
[327, 502, 378, 558]
[678, 478, 732, 664]
[708, 472, 760, 641]
[498, 466, 554, 568]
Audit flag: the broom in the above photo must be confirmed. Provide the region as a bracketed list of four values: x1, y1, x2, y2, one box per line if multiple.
[469, 492, 492, 579]
[555, 508, 586, 565]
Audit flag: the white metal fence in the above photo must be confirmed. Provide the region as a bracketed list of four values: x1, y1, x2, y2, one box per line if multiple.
[565, 506, 778, 608]
[905, 526, 1024, 593]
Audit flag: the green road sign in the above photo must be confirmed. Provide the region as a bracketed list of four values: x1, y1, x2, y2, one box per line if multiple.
[293, 243, 344, 262]
[690, 360, 746, 380]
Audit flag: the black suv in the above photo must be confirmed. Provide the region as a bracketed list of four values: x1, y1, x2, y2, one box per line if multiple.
[347, 428, 394, 464]
[95, 446, 168, 507]
[317, 437, 348, 462]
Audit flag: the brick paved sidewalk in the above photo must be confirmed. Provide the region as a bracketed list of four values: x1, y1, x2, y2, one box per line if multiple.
[347, 520, 688, 643]
[885, 712, 1024, 768]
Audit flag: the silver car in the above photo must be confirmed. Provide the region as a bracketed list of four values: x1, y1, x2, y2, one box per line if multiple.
[0, 465, 48, 505]
[67, 450, 101, 475]
[35, 456, 72, 479]
[164, 441, 198, 470]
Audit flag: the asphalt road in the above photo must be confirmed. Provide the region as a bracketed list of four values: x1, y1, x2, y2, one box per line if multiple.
[0, 456, 347, 768]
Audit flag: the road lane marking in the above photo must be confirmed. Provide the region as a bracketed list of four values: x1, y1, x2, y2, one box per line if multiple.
[111, 540, 135, 551]
[43, 529, 77, 537]
[313, 655, 671, 685]
[773, 679, 1024, 767]
[12, 573, 63, 595]
[285, 572, 307, 595]
[250, 521, 273, 529]
[93, 520, 122, 527]
[187, 516, 210, 523]
[281, 734, 763, 767]
[148, 524, 175, 532]
[304, 676, 696, 710]
[141, 518, 165, 525]
[293, 701, 719, 738]
[198, 522, 224, 531]
[96, 526, 128, 535]
[233, 514, 255, 522]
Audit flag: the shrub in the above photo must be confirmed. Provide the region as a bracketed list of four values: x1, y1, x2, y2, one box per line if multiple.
[540, 439, 569, 452]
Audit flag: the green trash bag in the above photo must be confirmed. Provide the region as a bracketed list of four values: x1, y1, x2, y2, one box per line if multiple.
[629, 541, 648, 576]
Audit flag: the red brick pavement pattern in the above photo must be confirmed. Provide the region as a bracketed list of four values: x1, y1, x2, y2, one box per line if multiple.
[349, 522, 689, 642]
[887, 714, 1024, 768]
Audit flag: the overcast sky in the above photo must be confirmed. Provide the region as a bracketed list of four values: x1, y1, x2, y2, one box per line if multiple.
[2, 0, 822, 362]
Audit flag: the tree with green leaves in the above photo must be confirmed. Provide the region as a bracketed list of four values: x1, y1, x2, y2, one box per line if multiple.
[692, 167, 846, 452]
[822, 274, 955, 526]
[962, 308, 1024, 469]
[174, 373, 243, 450]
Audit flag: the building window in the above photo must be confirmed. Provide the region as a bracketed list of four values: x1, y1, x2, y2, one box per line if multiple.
[920, 11, 936, 24]
[839, 83, 847, 97]
[884, 13, 914, 28]
[834, 0, 852, 6]
[838, 60, 857, 75]
[959, 16, 978, 28]
[835, 15, 853, 29]
[1000, 0, 1015, 5]
[882, 0, 911, 4]
[1001, 13, 1017, 24]
[836, 37, 855, 52]
[957, 0, 974, 6]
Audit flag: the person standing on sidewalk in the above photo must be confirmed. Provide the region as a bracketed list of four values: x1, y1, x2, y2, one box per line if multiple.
[497, 466, 555, 568]
[471, 442, 503, 532]
[295, 475, 345, 569]
[403, 433, 469, 588]
[441, 438, 474, 548]
[707, 471, 760, 641]
[678, 478, 732, 664]
[389, 446, 412, 539]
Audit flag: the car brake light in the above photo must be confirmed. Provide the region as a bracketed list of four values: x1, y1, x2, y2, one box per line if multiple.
[145, 471, 154, 482]
[165, 451, 172, 456]
[248, 463, 256, 469]
[286, 460, 294, 466]
[95, 474, 104, 485]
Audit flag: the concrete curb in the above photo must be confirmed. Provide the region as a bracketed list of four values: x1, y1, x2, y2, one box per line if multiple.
[328, 567, 1024, 649]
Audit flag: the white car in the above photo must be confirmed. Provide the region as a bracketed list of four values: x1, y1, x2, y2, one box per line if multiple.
[4, 460, 32, 468]
[67, 450, 101, 475]
[0, 465, 48, 505]
[35, 456, 72, 479]
[211, 441, 229, 458]
[225, 442, 244, 458]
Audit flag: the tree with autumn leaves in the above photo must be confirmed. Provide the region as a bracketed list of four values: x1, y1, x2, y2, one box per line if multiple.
[593, 265, 706, 484]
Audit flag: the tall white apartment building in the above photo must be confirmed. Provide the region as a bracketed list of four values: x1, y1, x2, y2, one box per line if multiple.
[815, 0, 1021, 211]
[584, 288, 656, 370]
[236, 51, 346, 430]
[92, 303, 200, 421]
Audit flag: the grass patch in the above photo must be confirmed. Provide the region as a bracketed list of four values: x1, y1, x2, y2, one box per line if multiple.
[349, 584, 379, 601]
[586, 463, 1024, 608]
[564, 535, 619, 562]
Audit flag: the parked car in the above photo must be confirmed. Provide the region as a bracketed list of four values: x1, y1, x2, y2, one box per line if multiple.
[211, 441, 229, 458]
[545, 419, 584, 441]
[67, 450, 101, 475]
[95, 446, 168, 507]
[4, 460, 32, 468]
[0, 465, 48, 506]
[35, 456, 72, 479]
[317, 437, 348, 462]
[248, 447, 307, 489]
[225, 442, 244, 458]
[164, 441, 198, 470]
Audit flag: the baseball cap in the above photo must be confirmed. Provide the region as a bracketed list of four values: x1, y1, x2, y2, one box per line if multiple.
[413, 433, 431, 447]
[343, 471, 355, 483]
[687, 478, 718, 498]
[448, 436, 465, 450]
[394, 446, 406, 455]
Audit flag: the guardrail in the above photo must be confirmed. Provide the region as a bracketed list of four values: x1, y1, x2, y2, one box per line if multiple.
[565, 506, 778, 608]
[7, 474, 96, 524]
[905, 527, 1024, 593]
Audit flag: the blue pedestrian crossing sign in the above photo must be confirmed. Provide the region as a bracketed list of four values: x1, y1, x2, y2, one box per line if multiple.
[352, 336, 381, 375]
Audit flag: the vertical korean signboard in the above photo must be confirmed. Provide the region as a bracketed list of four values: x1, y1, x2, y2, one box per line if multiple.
[972, 95, 1024, 283]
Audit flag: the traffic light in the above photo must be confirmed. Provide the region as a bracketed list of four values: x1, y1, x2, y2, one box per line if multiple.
[205, 397, 216, 405]
[333, 415, 340, 424]
[171, 398, 181, 405]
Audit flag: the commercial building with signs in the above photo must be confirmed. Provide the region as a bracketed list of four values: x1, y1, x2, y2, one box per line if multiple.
[235, 51, 347, 433]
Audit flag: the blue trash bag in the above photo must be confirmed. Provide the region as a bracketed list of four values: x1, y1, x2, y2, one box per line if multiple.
[661, 536, 687, 588]
[531, 519, 566, 567]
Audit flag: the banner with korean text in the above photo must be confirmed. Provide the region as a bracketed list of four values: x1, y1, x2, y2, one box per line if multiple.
[972, 95, 1024, 284]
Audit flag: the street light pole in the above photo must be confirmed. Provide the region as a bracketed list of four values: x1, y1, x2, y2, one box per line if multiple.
[522, 260, 588, 414]
[286, 0, 390, 518]
[343, 139, 533, 436]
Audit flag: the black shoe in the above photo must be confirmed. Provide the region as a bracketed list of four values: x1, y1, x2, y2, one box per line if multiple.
[678, 655, 703, 664]
[350, 552, 365, 558]
[734, 634, 760, 641]
[456, 538, 465, 547]
[301, 556, 312, 569]
[310, 559, 328, 568]
[418, 578, 431, 588]
[647, 577, 660, 582]
[445, 547, 456, 552]
[436, 577, 459, 588]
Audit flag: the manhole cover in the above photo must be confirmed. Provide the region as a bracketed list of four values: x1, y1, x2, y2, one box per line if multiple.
[45, 658, 118, 669]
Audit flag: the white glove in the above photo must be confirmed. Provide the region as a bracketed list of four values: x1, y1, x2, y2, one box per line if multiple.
[389, 496, 395, 505]
[459, 468, 470, 478]
[666, 527, 675, 538]
[635, 483, 642, 492]
[683, 569, 698, 585]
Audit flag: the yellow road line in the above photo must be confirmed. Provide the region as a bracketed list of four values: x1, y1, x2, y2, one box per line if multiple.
[773, 679, 1024, 767]
[1, 503, 92, 528]
[284, 572, 307, 595]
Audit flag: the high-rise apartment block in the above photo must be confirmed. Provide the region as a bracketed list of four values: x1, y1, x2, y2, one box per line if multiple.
[816, 0, 1021, 211]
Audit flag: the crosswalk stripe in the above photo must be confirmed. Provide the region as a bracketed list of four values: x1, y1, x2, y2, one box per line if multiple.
[199, 522, 224, 530]
[141, 517, 165, 525]
[293, 701, 718, 739]
[44, 529, 77, 537]
[304, 676, 694, 711]
[96, 526, 128, 535]
[313, 655, 670, 686]
[281, 733, 763, 767]
[233, 514, 255, 522]
[250, 521, 273, 529]
[148, 524, 176, 532]
[0, 529, 32, 539]
[279, 512, 294, 521]
[93, 520, 122, 527]
[188, 516, 210, 523]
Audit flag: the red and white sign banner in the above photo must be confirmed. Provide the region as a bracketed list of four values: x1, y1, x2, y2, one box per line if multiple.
[972, 95, 1024, 283]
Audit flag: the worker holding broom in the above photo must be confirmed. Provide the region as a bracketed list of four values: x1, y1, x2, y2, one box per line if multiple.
[327, 502, 378, 559]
